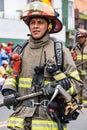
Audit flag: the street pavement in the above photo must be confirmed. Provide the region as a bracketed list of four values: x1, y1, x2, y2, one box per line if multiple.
[0, 92, 87, 130]
[68, 109, 87, 130]
[0, 92, 13, 130]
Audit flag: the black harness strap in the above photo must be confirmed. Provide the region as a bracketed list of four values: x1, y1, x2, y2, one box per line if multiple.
[54, 41, 63, 72]
[13, 40, 28, 55]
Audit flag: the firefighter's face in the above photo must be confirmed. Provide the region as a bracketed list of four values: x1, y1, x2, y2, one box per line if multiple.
[29, 18, 48, 39]
[77, 37, 86, 45]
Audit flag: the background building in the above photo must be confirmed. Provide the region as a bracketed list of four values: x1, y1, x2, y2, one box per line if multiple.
[0, 0, 28, 45]
[75, 0, 87, 29]
[0, 0, 75, 46]
[62, 0, 75, 46]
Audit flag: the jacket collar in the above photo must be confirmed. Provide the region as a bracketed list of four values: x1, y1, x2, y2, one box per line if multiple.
[29, 33, 49, 49]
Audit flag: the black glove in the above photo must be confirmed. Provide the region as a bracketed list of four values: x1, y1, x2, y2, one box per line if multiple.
[42, 82, 56, 96]
[57, 77, 71, 91]
[50, 70, 71, 91]
[46, 64, 71, 91]
[4, 92, 18, 109]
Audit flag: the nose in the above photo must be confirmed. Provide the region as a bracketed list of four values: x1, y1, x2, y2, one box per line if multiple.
[34, 22, 38, 28]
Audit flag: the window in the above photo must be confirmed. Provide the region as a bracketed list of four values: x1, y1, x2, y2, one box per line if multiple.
[68, 1, 73, 17]
[0, 0, 4, 11]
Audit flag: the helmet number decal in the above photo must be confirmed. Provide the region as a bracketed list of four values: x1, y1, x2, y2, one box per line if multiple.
[33, 3, 39, 10]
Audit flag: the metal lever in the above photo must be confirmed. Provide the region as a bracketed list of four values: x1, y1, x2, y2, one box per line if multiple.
[48, 85, 71, 104]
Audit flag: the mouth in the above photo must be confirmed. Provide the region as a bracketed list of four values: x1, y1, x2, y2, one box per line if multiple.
[33, 30, 40, 34]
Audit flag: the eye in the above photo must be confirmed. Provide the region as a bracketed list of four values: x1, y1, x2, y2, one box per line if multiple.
[30, 20, 35, 25]
[38, 21, 44, 24]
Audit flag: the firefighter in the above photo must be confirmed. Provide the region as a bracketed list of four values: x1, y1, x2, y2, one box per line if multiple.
[1, 1, 83, 130]
[71, 28, 87, 104]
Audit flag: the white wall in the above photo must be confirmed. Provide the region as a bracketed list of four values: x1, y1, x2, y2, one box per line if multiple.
[0, 19, 29, 39]
[68, 0, 75, 30]
[51, 26, 66, 43]
[52, 0, 66, 42]
[52, 0, 62, 21]
[0, 0, 29, 39]
[4, 0, 27, 19]
[0, 0, 66, 43]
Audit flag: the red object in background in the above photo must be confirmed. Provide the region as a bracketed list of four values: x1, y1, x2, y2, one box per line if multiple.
[5, 47, 11, 53]
[8, 41, 14, 46]
[71, 50, 77, 61]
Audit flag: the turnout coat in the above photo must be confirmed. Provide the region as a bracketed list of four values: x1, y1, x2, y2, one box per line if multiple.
[2, 33, 83, 130]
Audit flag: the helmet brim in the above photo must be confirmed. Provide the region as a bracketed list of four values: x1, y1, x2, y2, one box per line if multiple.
[49, 17, 63, 33]
[23, 15, 63, 33]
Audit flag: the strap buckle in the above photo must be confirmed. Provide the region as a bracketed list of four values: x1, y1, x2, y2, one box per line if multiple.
[24, 99, 49, 108]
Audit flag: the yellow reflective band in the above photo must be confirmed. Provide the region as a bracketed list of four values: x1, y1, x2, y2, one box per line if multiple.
[44, 80, 51, 85]
[68, 70, 80, 81]
[67, 86, 75, 95]
[82, 99, 87, 104]
[19, 83, 31, 88]
[18, 77, 52, 88]
[54, 73, 66, 81]
[63, 124, 67, 130]
[77, 55, 81, 60]
[18, 77, 32, 88]
[5, 66, 12, 76]
[19, 77, 32, 82]
[80, 70, 86, 75]
[32, 120, 58, 130]
[3, 78, 16, 88]
[77, 54, 87, 60]
[7, 117, 24, 129]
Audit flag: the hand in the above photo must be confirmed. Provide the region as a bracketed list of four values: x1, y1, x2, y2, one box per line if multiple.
[46, 65, 71, 91]
[42, 82, 56, 96]
[53, 70, 71, 90]
[57, 78, 71, 90]
[4, 93, 18, 109]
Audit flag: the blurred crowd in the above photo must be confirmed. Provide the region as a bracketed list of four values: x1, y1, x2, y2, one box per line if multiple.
[0, 41, 14, 91]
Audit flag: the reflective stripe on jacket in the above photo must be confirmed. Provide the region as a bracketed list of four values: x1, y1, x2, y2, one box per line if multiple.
[77, 54, 87, 60]
[68, 70, 80, 81]
[32, 120, 67, 130]
[76, 54, 87, 76]
[2, 77, 16, 91]
[80, 70, 87, 75]
[8, 117, 24, 129]
[74, 42, 87, 81]
[7, 117, 67, 130]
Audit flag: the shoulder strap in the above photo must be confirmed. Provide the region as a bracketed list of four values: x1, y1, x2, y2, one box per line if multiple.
[54, 41, 64, 72]
[12, 40, 28, 55]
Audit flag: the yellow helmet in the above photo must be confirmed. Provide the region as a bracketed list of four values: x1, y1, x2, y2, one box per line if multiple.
[22, 1, 62, 33]
[1, 43, 7, 48]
